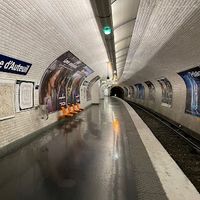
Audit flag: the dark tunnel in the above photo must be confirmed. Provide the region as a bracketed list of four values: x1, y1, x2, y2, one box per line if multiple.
[110, 86, 124, 99]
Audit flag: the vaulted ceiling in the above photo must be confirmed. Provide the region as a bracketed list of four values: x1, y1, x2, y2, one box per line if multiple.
[0, 0, 108, 81]
[2, 0, 200, 85]
[112, 0, 140, 79]
[119, 0, 200, 84]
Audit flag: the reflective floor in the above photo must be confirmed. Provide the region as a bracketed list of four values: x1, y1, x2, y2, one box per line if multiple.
[0, 98, 167, 200]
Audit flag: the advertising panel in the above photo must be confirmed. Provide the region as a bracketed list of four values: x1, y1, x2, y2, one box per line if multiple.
[40, 60, 73, 112]
[66, 71, 83, 104]
[157, 78, 173, 107]
[135, 84, 145, 99]
[40, 51, 93, 113]
[129, 86, 135, 99]
[0, 79, 15, 120]
[178, 66, 200, 117]
[145, 81, 155, 102]
[18, 81, 34, 110]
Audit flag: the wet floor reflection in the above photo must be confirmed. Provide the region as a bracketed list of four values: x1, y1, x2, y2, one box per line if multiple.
[0, 98, 137, 200]
[112, 115, 121, 160]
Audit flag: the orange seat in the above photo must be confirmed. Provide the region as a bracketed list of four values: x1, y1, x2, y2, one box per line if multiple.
[69, 105, 78, 114]
[61, 106, 73, 117]
[65, 107, 73, 117]
[77, 103, 83, 111]
[58, 107, 66, 120]
[73, 104, 81, 112]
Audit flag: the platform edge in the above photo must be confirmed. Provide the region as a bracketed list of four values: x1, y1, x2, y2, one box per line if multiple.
[114, 97, 200, 200]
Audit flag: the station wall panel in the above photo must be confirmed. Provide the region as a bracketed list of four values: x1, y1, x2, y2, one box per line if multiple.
[125, 73, 200, 137]
[0, 0, 107, 149]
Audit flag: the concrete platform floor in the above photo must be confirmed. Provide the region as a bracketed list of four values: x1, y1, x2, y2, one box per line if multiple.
[0, 98, 168, 200]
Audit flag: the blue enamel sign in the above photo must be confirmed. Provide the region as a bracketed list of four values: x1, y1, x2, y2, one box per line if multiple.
[0, 54, 32, 75]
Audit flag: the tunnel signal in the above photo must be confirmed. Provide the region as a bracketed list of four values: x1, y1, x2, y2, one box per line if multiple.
[103, 26, 112, 35]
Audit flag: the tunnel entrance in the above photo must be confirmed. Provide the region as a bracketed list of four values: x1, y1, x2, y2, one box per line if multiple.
[110, 87, 124, 99]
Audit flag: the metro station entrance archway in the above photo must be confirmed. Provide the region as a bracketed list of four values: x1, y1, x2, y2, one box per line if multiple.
[110, 86, 124, 99]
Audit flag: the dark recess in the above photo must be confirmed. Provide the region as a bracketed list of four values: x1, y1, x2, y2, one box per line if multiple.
[110, 87, 124, 99]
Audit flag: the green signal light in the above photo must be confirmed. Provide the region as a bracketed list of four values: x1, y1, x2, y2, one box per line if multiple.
[103, 26, 112, 35]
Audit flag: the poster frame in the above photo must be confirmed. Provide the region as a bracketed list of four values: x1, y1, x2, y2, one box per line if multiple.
[157, 77, 173, 108]
[16, 80, 34, 111]
[0, 78, 15, 120]
[178, 66, 200, 117]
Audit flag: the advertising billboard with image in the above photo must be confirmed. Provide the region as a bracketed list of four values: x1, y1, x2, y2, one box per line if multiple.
[145, 81, 155, 102]
[129, 86, 135, 99]
[39, 51, 93, 113]
[178, 66, 200, 117]
[157, 78, 173, 107]
[135, 84, 145, 100]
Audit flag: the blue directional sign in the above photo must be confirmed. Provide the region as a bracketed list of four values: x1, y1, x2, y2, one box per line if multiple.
[0, 54, 32, 75]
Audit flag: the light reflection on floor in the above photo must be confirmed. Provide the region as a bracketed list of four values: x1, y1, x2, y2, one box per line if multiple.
[0, 98, 159, 200]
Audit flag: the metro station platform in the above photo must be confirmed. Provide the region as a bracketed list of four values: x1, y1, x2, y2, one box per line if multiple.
[0, 98, 199, 200]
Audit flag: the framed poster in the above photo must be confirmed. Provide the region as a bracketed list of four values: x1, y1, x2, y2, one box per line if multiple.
[178, 66, 200, 117]
[145, 81, 156, 102]
[16, 80, 34, 110]
[39, 51, 93, 113]
[128, 86, 135, 99]
[0, 79, 15, 120]
[135, 84, 145, 99]
[157, 78, 173, 107]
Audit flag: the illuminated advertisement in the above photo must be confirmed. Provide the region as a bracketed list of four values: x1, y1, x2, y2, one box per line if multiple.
[135, 84, 145, 99]
[145, 81, 155, 102]
[178, 66, 200, 117]
[40, 51, 93, 113]
[157, 78, 173, 107]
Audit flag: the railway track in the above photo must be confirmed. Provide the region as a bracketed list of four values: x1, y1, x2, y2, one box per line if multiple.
[126, 100, 200, 193]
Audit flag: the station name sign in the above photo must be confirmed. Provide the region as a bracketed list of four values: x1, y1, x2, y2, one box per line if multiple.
[0, 54, 32, 75]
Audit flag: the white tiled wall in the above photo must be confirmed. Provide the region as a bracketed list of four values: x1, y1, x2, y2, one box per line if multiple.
[126, 73, 200, 136]
[0, 108, 58, 148]
[0, 0, 107, 148]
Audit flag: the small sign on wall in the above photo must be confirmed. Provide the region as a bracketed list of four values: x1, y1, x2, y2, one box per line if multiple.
[0, 54, 32, 75]
[34, 84, 39, 107]
[16, 80, 34, 111]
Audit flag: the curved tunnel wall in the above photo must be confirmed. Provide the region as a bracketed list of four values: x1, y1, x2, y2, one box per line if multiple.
[80, 75, 100, 108]
[0, 51, 98, 150]
[122, 71, 200, 138]
[0, 1, 108, 149]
